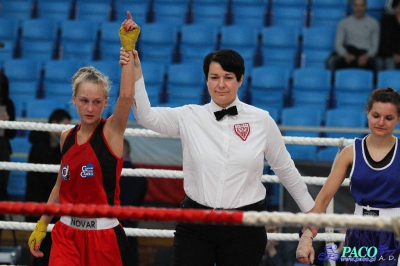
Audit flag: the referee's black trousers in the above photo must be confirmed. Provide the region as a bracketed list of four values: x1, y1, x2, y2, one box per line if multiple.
[172, 195, 267, 266]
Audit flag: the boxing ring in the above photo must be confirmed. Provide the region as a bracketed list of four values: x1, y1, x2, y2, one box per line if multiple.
[1, 120, 400, 265]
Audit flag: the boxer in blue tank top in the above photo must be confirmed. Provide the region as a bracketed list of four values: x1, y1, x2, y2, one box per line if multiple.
[297, 87, 400, 266]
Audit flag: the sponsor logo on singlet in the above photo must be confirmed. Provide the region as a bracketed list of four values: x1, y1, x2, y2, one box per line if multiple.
[80, 164, 95, 178]
[362, 209, 379, 217]
[61, 164, 70, 180]
[70, 218, 97, 229]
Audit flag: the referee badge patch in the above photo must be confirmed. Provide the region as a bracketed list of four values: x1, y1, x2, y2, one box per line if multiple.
[234, 123, 250, 141]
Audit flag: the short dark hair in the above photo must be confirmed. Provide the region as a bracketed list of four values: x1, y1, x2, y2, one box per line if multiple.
[203, 49, 245, 82]
[366, 87, 400, 116]
[48, 109, 72, 123]
[392, 0, 400, 8]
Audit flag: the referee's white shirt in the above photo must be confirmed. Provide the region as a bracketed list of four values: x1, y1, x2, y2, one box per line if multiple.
[132, 77, 314, 212]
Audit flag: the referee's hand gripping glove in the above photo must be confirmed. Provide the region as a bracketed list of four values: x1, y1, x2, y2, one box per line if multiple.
[28, 220, 49, 258]
[296, 228, 315, 264]
[119, 11, 140, 51]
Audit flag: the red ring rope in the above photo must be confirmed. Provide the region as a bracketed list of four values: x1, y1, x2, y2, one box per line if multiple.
[0, 202, 244, 225]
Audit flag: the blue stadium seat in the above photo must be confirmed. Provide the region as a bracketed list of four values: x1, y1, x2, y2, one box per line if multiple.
[20, 18, 59, 61]
[8, 81, 39, 99]
[98, 21, 122, 60]
[20, 18, 59, 41]
[62, 42, 97, 61]
[270, 1, 309, 29]
[152, 1, 189, 25]
[59, 20, 99, 61]
[309, 7, 347, 28]
[86, 59, 121, 100]
[219, 25, 260, 68]
[291, 90, 329, 114]
[114, 2, 149, 24]
[25, 98, 67, 118]
[0, 0, 35, 20]
[281, 106, 323, 137]
[292, 68, 332, 93]
[21, 40, 56, 62]
[36, 0, 73, 21]
[334, 69, 374, 91]
[377, 70, 400, 91]
[7, 153, 28, 200]
[366, 0, 386, 21]
[317, 147, 341, 162]
[11, 91, 35, 118]
[231, 2, 268, 27]
[280, 106, 322, 161]
[248, 66, 291, 114]
[0, 18, 20, 42]
[395, 122, 400, 138]
[165, 62, 205, 105]
[191, 1, 229, 26]
[324, 108, 368, 139]
[138, 23, 179, 65]
[10, 137, 31, 157]
[4, 58, 42, 82]
[141, 61, 167, 105]
[251, 100, 283, 121]
[300, 26, 335, 68]
[0, 40, 16, 65]
[42, 59, 84, 98]
[301, 49, 332, 69]
[311, 0, 348, 9]
[4, 58, 42, 98]
[75, 2, 112, 23]
[260, 26, 300, 69]
[334, 69, 374, 109]
[178, 23, 219, 64]
[309, 0, 347, 27]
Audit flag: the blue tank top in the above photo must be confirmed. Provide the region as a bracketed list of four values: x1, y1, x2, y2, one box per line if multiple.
[349, 137, 400, 208]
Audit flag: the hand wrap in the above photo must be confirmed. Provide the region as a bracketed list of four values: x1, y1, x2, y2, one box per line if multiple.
[28, 220, 49, 249]
[119, 25, 140, 51]
[296, 228, 315, 263]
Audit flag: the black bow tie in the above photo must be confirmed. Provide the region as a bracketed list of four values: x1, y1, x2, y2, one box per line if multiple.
[214, 106, 238, 121]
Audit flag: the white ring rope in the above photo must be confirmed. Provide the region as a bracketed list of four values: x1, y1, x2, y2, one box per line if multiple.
[0, 161, 350, 187]
[0, 221, 346, 241]
[0, 120, 355, 146]
[2, 120, 398, 242]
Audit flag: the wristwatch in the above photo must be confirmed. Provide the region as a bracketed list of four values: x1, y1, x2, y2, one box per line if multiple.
[298, 228, 304, 238]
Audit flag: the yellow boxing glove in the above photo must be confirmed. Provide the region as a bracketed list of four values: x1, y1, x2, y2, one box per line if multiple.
[118, 25, 140, 51]
[28, 220, 49, 249]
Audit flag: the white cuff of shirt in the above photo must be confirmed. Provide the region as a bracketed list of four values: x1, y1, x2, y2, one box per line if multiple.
[296, 192, 315, 213]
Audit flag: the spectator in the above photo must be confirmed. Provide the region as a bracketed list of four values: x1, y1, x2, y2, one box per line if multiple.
[119, 138, 148, 266]
[25, 108, 72, 266]
[379, 0, 400, 69]
[0, 71, 17, 212]
[326, 0, 380, 73]
[259, 226, 298, 266]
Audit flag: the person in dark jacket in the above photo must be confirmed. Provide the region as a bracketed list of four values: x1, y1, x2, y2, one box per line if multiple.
[25, 108, 71, 266]
[119, 138, 148, 266]
[0, 71, 17, 207]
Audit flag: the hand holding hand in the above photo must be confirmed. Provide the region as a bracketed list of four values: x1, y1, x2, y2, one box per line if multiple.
[28, 220, 49, 258]
[296, 228, 315, 264]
